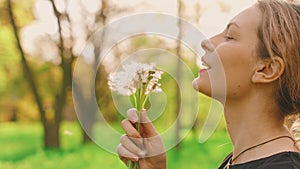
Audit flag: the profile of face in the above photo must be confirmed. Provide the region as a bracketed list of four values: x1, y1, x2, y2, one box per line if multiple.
[193, 4, 279, 101]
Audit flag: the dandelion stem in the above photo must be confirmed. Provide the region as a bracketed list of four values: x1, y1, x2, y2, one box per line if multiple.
[133, 161, 139, 169]
[130, 94, 137, 108]
[136, 87, 141, 111]
[128, 160, 132, 168]
[142, 94, 150, 109]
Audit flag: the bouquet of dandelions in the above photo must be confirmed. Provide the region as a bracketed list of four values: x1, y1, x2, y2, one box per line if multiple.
[108, 62, 163, 169]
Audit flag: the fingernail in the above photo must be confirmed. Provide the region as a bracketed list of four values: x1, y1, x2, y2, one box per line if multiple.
[127, 108, 139, 123]
[132, 115, 138, 123]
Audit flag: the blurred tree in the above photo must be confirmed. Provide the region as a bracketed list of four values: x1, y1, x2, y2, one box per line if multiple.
[73, 0, 132, 143]
[174, 0, 183, 150]
[0, 0, 36, 122]
[72, 0, 109, 144]
[4, 0, 226, 149]
[6, 0, 133, 147]
[7, 0, 72, 147]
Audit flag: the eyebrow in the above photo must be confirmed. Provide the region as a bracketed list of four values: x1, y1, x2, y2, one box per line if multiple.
[226, 22, 240, 29]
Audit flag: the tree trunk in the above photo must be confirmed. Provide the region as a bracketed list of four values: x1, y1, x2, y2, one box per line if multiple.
[79, 0, 108, 144]
[7, 0, 55, 147]
[7, 0, 46, 123]
[73, 79, 96, 144]
[10, 106, 18, 122]
[8, 0, 72, 148]
[175, 0, 183, 150]
[48, 0, 73, 148]
[44, 121, 60, 147]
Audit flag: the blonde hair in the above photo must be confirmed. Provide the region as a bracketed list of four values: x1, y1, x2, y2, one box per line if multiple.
[256, 0, 300, 116]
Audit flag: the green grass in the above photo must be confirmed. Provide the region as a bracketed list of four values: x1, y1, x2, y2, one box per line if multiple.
[0, 122, 233, 169]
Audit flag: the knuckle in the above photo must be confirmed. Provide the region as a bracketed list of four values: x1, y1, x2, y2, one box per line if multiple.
[132, 132, 141, 138]
[128, 130, 139, 138]
[138, 150, 147, 158]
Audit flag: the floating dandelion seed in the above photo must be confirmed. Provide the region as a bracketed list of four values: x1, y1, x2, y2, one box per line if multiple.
[63, 130, 73, 135]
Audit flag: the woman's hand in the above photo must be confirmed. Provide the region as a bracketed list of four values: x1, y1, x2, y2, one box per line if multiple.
[117, 108, 167, 169]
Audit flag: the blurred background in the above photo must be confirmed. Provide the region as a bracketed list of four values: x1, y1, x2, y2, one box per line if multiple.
[0, 0, 270, 169]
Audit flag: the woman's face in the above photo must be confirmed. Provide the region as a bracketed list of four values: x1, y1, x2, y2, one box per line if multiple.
[193, 5, 262, 100]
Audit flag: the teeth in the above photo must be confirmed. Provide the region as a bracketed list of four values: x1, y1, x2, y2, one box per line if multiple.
[201, 62, 210, 69]
[201, 65, 208, 69]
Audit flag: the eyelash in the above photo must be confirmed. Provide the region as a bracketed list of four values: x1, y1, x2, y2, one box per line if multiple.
[224, 35, 234, 40]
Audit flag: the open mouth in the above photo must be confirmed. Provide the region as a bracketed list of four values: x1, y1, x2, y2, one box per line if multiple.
[201, 60, 211, 70]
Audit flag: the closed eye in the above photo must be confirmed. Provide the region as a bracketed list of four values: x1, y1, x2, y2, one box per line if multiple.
[224, 35, 234, 41]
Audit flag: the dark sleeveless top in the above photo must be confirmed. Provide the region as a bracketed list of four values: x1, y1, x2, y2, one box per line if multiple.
[218, 152, 300, 169]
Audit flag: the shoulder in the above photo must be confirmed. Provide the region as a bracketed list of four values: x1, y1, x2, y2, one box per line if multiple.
[259, 152, 300, 169]
[230, 152, 300, 169]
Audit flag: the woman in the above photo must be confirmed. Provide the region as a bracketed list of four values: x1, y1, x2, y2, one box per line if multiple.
[117, 0, 300, 168]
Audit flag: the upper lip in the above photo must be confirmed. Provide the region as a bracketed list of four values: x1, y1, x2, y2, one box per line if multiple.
[201, 58, 211, 69]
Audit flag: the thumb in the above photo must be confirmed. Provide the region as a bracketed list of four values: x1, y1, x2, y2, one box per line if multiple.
[140, 109, 158, 137]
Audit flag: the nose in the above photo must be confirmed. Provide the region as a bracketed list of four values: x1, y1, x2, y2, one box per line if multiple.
[201, 39, 215, 52]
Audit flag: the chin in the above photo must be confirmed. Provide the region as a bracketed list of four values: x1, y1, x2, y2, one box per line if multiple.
[192, 77, 211, 97]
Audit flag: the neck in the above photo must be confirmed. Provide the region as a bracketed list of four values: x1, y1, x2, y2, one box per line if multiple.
[224, 93, 295, 164]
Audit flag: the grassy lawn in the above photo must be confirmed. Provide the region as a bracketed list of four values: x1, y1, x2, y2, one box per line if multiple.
[0, 122, 233, 169]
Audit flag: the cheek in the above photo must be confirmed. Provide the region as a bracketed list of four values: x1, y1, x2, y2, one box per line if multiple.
[219, 50, 255, 97]
[218, 45, 255, 95]
[193, 45, 257, 98]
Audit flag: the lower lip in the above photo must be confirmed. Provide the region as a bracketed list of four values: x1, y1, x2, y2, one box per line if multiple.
[200, 69, 209, 73]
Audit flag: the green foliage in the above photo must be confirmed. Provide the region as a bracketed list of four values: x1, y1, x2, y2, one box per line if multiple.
[0, 122, 42, 161]
[0, 25, 29, 122]
[0, 27, 21, 94]
[0, 122, 233, 169]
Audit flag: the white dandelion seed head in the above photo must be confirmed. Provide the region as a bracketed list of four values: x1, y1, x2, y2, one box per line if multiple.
[108, 71, 136, 96]
[108, 61, 163, 96]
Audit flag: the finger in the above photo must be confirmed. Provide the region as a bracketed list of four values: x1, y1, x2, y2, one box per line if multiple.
[127, 108, 138, 123]
[121, 120, 143, 146]
[121, 119, 142, 138]
[120, 156, 139, 169]
[140, 109, 158, 137]
[120, 135, 145, 158]
[120, 157, 138, 167]
[117, 144, 139, 162]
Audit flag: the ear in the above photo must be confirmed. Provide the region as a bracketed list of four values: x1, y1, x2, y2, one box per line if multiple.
[251, 57, 285, 83]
